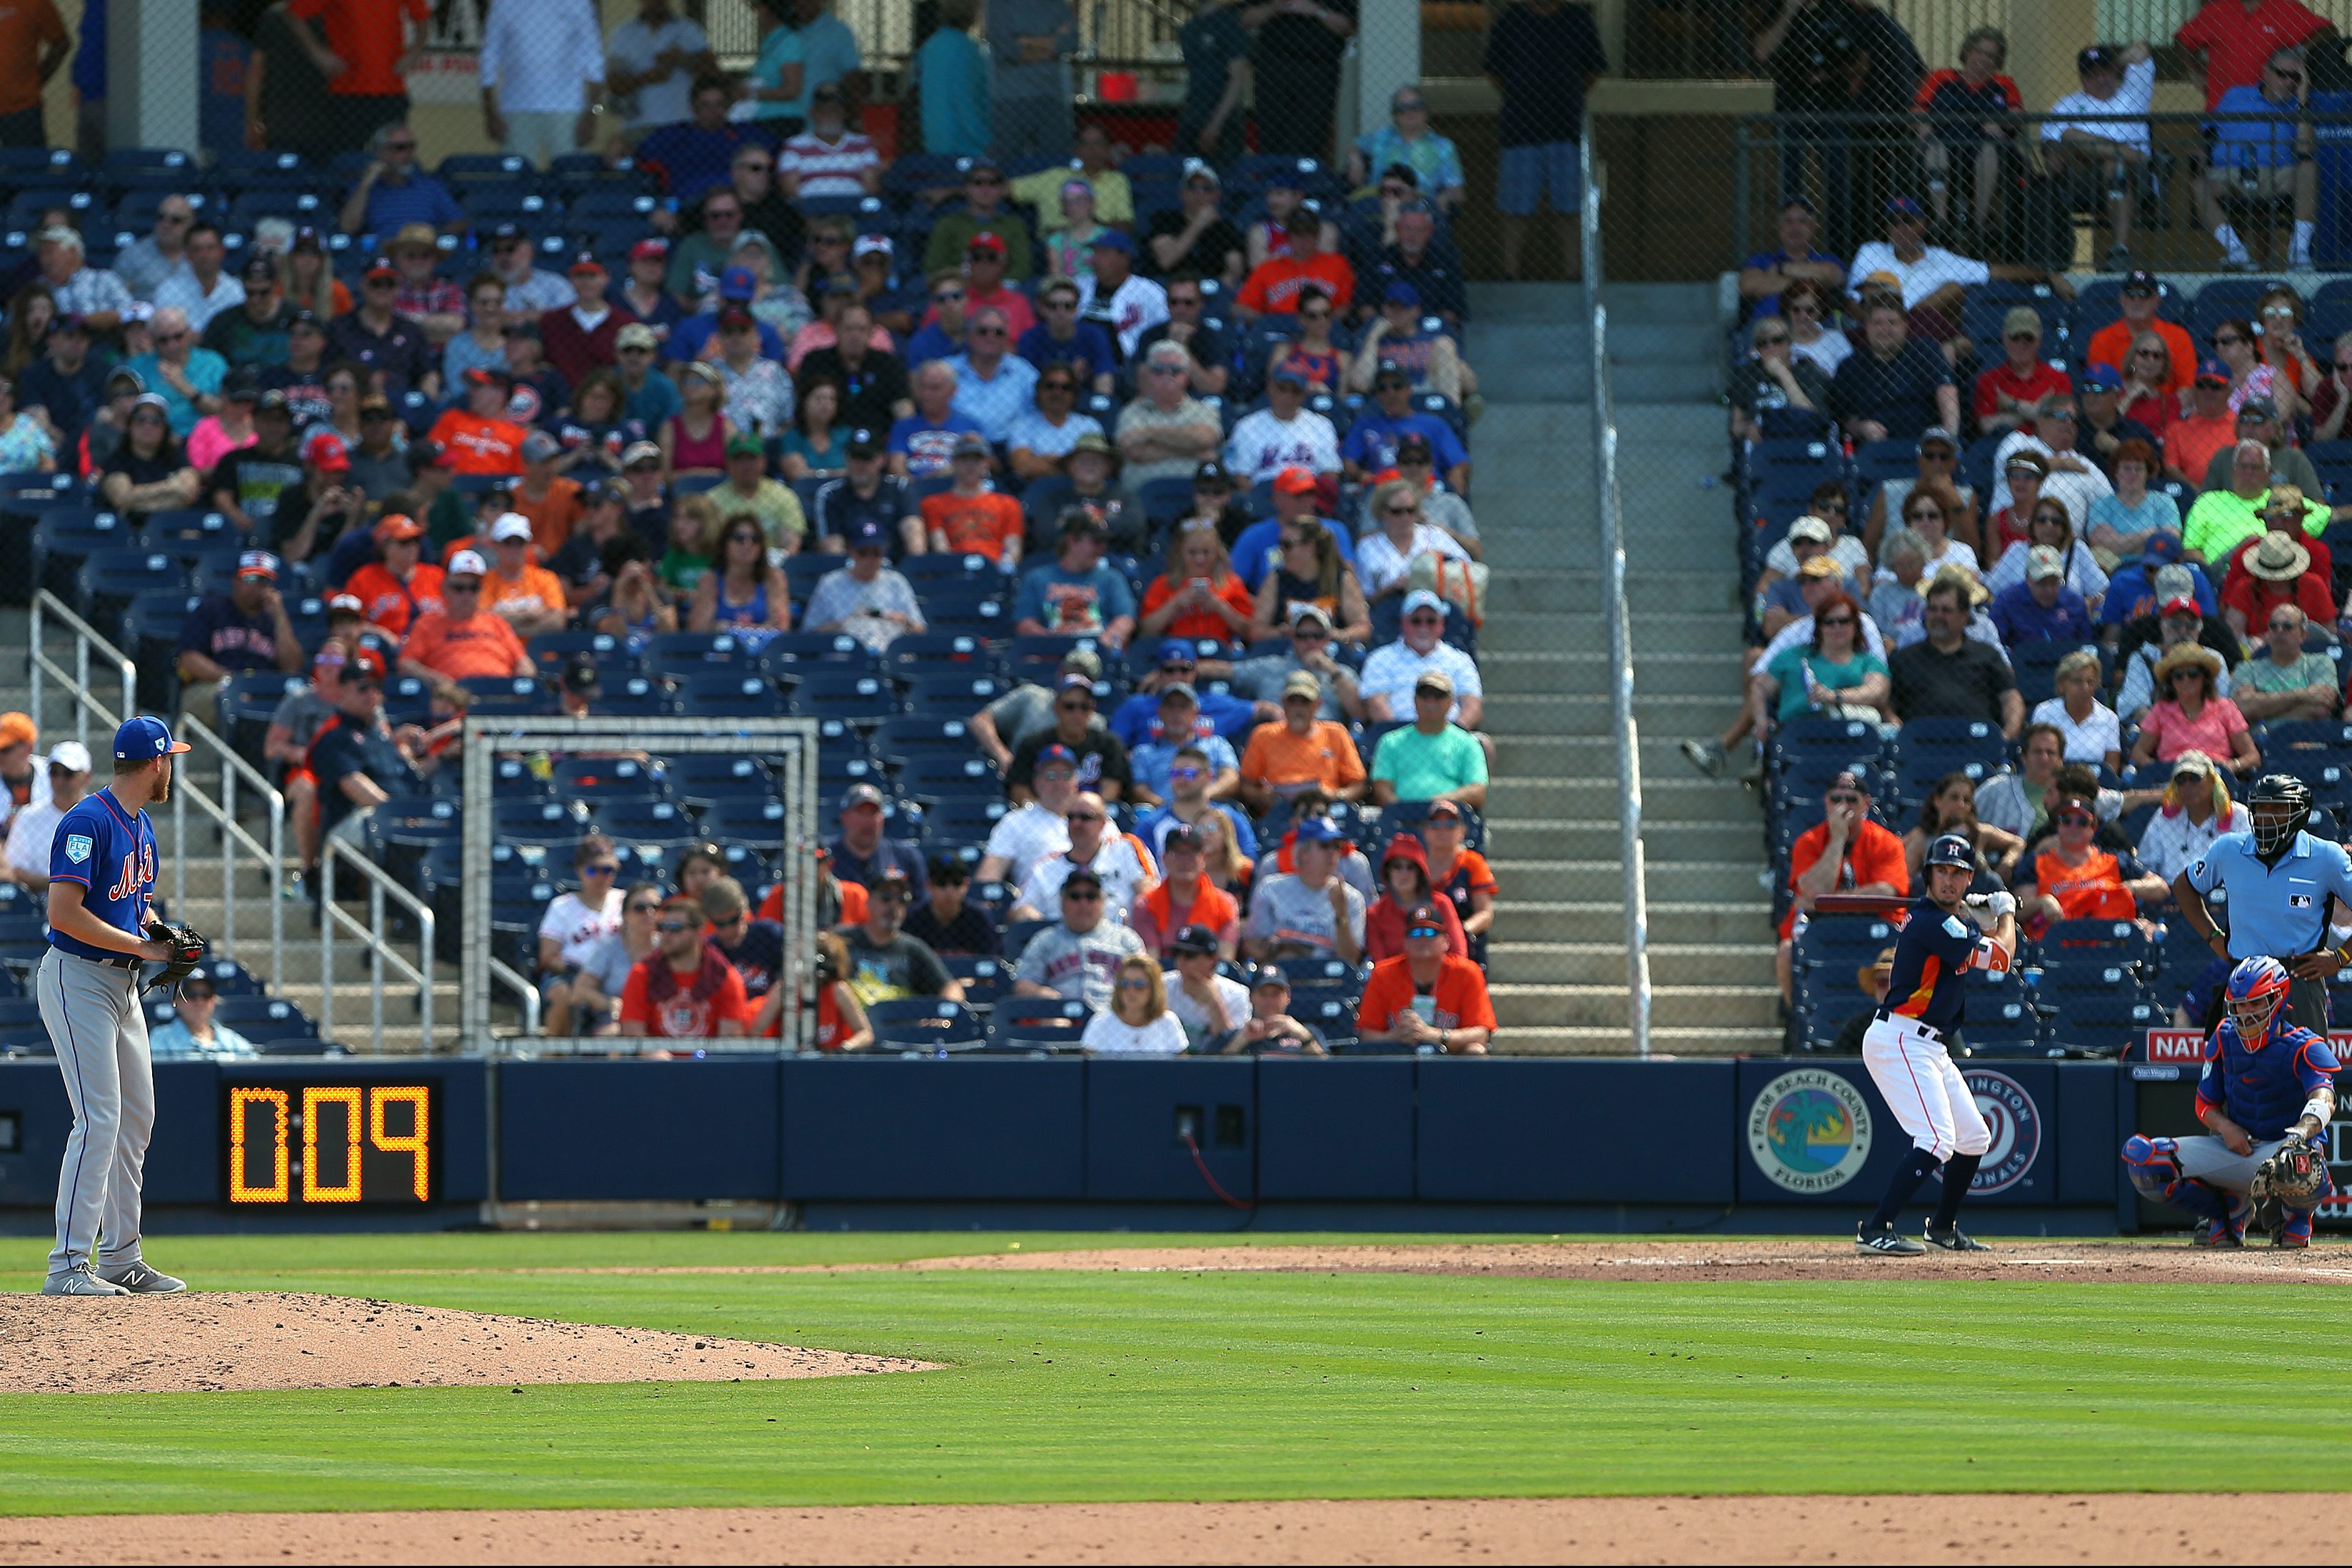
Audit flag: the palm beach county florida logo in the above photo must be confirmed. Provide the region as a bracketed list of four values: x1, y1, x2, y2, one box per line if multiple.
[1749, 1069, 1873, 1192]
[1961, 1067, 2041, 1194]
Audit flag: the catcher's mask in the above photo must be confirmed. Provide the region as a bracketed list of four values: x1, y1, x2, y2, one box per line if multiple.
[2226, 955, 2292, 1043]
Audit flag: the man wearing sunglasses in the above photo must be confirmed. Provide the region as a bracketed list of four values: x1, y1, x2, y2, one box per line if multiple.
[2176, 2, 2327, 112]
[328, 260, 436, 402]
[1008, 678, 1132, 805]
[924, 159, 1035, 281]
[945, 306, 1039, 446]
[2016, 791, 2167, 930]
[2231, 603, 2340, 724]
[1778, 768, 1909, 1003]
[2201, 44, 2318, 268]
[617, 891, 750, 1044]
[1356, 590, 1481, 729]
[302, 649, 433, 886]
[1012, 791, 1155, 923]
[1012, 866, 1148, 1012]
[1972, 306, 2071, 441]
[122, 306, 225, 437]
[337, 121, 464, 243]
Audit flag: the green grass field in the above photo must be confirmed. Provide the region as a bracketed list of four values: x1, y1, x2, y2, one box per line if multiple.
[0, 1231, 2336, 1514]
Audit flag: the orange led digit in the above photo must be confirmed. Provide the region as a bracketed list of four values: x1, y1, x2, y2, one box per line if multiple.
[301, 1087, 363, 1203]
[369, 1087, 433, 1202]
[227, 1087, 289, 1203]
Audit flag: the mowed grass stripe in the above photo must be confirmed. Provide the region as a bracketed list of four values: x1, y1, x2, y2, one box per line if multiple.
[0, 1242, 2336, 1512]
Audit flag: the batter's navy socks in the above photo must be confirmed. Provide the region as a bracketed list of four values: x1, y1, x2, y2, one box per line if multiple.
[1929, 1152, 1981, 1231]
[1866, 1147, 1942, 1232]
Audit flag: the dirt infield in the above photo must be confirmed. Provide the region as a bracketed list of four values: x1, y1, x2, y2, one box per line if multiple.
[4, 1494, 2347, 1564]
[0, 1292, 933, 1394]
[883, 1238, 2350, 1284]
[322, 1239, 2350, 1287]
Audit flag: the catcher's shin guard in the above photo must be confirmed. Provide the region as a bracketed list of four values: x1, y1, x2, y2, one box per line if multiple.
[2123, 1135, 2233, 1225]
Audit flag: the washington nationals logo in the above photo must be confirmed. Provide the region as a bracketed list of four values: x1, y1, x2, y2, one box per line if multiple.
[1962, 1068, 2042, 1194]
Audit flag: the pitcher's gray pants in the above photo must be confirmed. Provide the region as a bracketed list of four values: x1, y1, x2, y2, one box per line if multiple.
[37, 947, 153, 1281]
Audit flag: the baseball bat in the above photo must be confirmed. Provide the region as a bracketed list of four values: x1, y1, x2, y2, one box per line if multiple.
[1809, 893, 1914, 916]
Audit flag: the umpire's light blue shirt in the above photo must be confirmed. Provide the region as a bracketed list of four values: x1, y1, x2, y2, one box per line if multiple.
[2185, 830, 2352, 959]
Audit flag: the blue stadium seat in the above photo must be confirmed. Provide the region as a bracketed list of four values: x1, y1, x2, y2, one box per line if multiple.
[678, 670, 788, 717]
[903, 672, 1008, 715]
[659, 755, 774, 808]
[789, 670, 899, 725]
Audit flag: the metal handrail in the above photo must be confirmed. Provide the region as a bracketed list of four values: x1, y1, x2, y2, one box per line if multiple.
[1582, 115, 1655, 1060]
[320, 836, 435, 1056]
[27, 592, 134, 750]
[489, 956, 541, 1040]
[171, 715, 285, 990]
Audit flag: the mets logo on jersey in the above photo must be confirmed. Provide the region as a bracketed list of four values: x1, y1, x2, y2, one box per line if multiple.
[63, 834, 91, 864]
[1747, 1068, 1874, 1193]
[1961, 1069, 2043, 1194]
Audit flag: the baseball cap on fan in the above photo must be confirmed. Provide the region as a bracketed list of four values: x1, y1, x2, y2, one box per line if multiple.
[114, 715, 190, 760]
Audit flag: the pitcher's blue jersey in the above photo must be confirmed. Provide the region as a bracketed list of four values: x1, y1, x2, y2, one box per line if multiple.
[2199, 1015, 2340, 1144]
[44, 790, 155, 963]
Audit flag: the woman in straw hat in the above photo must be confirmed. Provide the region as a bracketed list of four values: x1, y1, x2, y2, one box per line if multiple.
[2131, 640, 2258, 774]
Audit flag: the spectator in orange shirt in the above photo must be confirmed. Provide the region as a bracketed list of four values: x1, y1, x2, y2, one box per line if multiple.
[1127, 821, 1241, 959]
[1237, 670, 1367, 816]
[1779, 768, 1909, 1002]
[341, 513, 445, 640]
[1140, 526, 1257, 645]
[618, 890, 750, 1047]
[511, 430, 585, 556]
[428, 368, 528, 476]
[1233, 208, 1357, 321]
[2166, 361, 2240, 486]
[2084, 271, 2196, 396]
[398, 549, 536, 681]
[479, 514, 569, 639]
[1356, 905, 1494, 1053]
[920, 433, 1025, 562]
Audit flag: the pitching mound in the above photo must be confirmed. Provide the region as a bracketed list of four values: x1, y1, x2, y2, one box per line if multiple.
[0, 1292, 934, 1394]
[6, 1494, 2351, 1564]
[881, 1238, 2352, 1285]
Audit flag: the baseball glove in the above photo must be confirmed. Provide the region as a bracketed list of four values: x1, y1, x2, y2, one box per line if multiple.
[2252, 1132, 2331, 1209]
[141, 920, 207, 995]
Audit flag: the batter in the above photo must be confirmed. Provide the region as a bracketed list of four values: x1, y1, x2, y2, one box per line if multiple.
[1854, 833, 2017, 1255]
[37, 717, 191, 1297]
[2122, 955, 2338, 1247]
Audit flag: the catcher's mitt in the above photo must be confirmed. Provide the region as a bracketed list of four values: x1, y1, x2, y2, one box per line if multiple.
[2252, 1132, 2331, 1209]
[141, 920, 207, 995]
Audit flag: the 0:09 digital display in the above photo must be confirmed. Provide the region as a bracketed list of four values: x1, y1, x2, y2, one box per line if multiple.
[223, 1082, 436, 1205]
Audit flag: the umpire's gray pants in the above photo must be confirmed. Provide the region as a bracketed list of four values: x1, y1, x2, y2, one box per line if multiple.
[37, 948, 154, 1282]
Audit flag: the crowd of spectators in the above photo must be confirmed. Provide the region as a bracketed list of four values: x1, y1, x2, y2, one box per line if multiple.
[1709, 6, 2352, 1041]
[0, 0, 1524, 1058]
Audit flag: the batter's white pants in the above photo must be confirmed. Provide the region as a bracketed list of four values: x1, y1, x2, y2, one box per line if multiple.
[1861, 1015, 1992, 1162]
[38, 948, 154, 1282]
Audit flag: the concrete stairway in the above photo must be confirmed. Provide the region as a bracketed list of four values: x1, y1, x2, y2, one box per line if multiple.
[1465, 283, 1781, 1055]
[10, 605, 458, 1055]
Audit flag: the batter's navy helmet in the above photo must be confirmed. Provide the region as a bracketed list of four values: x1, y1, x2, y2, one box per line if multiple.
[1924, 833, 1974, 871]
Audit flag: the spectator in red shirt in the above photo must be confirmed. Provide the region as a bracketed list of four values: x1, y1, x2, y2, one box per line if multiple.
[2220, 527, 2336, 640]
[1779, 768, 1909, 1002]
[1233, 209, 1357, 321]
[618, 890, 749, 1047]
[539, 254, 629, 390]
[2174, 0, 2328, 110]
[1972, 306, 2071, 440]
[289, 0, 432, 154]
[2086, 271, 2197, 399]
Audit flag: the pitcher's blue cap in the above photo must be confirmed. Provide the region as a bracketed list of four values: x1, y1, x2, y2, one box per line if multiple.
[114, 715, 190, 760]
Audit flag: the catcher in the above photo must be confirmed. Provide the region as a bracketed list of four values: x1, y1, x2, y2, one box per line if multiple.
[2124, 955, 2338, 1248]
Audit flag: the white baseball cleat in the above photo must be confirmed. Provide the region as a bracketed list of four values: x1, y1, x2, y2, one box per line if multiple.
[41, 1265, 130, 1296]
[95, 1262, 186, 1294]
